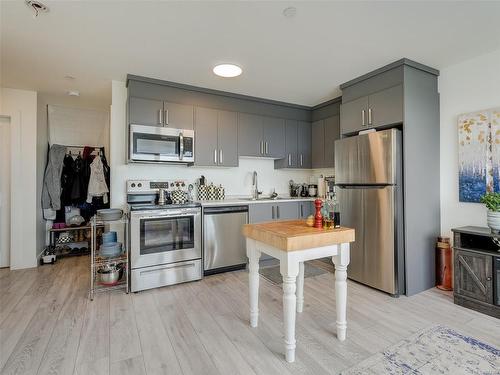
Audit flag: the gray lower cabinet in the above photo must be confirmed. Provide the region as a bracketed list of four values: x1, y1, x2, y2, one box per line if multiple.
[238, 113, 263, 157]
[195, 107, 238, 167]
[312, 115, 339, 168]
[129, 96, 193, 129]
[248, 202, 299, 223]
[340, 85, 403, 135]
[263, 117, 285, 158]
[454, 249, 493, 304]
[298, 201, 314, 219]
[129, 97, 164, 126]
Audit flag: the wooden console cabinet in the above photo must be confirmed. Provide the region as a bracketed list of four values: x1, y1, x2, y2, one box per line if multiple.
[452, 226, 499, 319]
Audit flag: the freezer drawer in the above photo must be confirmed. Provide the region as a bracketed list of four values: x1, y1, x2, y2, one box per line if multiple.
[338, 185, 403, 295]
[131, 259, 202, 292]
[203, 207, 248, 273]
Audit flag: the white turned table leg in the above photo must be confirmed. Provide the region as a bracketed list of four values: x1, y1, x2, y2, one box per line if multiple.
[296, 261, 304, 313]
[247, 240, 261, 328]
[280, 262, 299, 363]
[332, 243, 350, 341]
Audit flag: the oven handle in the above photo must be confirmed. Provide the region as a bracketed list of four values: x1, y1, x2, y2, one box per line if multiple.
[133, 212, 198, 219]
[179, 132, 184, 161]
[139, 262, 195, 275]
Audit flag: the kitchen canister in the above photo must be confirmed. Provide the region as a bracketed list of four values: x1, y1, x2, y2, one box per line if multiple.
[207, 183, 217, 201]
[171, 189, 187, 204]
[197, 185, 208, 200]
[216, 185, 225, 200]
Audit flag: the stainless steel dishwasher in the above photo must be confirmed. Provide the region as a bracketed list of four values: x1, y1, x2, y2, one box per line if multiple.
[203, 205, 248, 275]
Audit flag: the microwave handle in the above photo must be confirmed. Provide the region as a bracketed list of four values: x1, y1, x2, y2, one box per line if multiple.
[179, 132, 184, 160]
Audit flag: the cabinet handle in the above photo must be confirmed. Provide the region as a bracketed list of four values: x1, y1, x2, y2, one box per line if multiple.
[361, 109, 366, 126]
[486, 277, 492, 281]
[265, 141, 269, 155]
[214, 149, 217, 164]
[260, 141, 264, 155]
[158, 109, 163, 125]
[276, 205, 280, 219]
[300, 204, 303, 217]
[368, 108, 372, 125]
[164, 109, 169, 125]
[300, 154, 303, 166]
[288, 153, 292, 166]
[219, 149, 223, 164]
[272, 206, 275, 219]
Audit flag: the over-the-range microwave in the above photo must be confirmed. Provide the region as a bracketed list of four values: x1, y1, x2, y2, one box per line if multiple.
[129, 124, 194, 163]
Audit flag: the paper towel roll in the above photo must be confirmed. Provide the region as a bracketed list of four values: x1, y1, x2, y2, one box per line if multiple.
[317, 177, 325, 198]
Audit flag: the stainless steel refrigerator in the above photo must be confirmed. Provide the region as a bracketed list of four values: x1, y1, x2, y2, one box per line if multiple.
[335, 128, 405, 296]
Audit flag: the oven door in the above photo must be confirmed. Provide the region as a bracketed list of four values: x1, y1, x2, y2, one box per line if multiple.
[130, 208, 201, 269]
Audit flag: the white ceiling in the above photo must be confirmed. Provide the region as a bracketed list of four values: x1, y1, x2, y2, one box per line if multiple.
[2, 1, 500, 107]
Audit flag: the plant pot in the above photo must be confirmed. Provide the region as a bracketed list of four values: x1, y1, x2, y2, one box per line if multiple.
[486, 210, 500, 233]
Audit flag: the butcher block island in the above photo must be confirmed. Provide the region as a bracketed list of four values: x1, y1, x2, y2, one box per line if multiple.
[242, 220, 355, 363]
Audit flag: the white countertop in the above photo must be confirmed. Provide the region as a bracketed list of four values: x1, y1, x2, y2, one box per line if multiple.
[196, 196, 316, 207]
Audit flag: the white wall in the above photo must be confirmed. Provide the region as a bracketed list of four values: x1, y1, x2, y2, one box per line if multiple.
[439, 48, 500, 238]
[0, 87, 38, 269]
[110, 81, 327, 208]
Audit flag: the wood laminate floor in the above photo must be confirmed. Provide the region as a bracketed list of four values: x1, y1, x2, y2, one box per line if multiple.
[1, 256, 499, 375]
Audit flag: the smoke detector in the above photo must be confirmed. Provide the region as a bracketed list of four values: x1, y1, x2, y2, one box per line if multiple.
[283, 7, 297, 18]
[25, 1, 49, 18]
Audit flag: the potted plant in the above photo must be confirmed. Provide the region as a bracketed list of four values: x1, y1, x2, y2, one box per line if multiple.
[480, 192, 500, 233]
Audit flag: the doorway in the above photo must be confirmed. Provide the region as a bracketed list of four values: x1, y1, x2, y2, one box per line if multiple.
[0, 115, 11, 268]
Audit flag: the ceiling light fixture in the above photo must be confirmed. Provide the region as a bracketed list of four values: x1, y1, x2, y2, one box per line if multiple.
[213, 64, 242, 78]
[25, 0, 49, 18]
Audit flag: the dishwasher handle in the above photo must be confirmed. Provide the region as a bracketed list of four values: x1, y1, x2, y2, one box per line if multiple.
[204, 205, 249, 215]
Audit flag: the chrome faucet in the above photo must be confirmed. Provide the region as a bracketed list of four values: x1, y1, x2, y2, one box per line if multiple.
[252, 171, 262, 200]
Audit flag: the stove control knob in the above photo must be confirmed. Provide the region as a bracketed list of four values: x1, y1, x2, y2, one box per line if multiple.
[131, 183, 136, 188]
[170, 182, 174, 187]
[181, 182, 185, 187]
[138, 183, 142, 188]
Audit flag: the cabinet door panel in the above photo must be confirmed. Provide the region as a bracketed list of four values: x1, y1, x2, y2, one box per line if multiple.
[263, 117, 285, 158]
[129, 97, 164, 126]
[340, 96, 368, 135]
[368, 85, 403, 128]
[238, 113, 263, 157]
[276, 202, 299, 221]
[218, 110, 238, 167]
[311, 120, 325, 168]
[194, 107, 218, 166]
[298, 121, 312, 169]
[298, 201, 314, 218]
[284, 120, 298, 167]
[324, 115, 340, 168]
[249, 203, 273, 223]
[454, 250, 493, 303]
[164, 101, 194, 130]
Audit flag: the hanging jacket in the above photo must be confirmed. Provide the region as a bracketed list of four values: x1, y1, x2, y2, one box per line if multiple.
[71, 154, 85, 203]
[41, 144, 67, 211]
[86, 156, 109, 204]
[60, 153, 74, 207]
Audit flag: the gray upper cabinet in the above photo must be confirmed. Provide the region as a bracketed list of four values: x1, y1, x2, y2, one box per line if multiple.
[312, 120, 325, 168]
[129, 97, 193, 129]
[340, 85, 403, 135]
[195, 107, 238, 167]
[324, 115, 339, 168]
[194, 107, 218, 166]
[297, 121, 312, 169]
[262, 117, 285, 158]
[163, 101, 194, 130]
[284, 120, 298, 168]
[340, 96, 368, 135]
[129, 97, 164, 126]
[238, 113, 263, 157]
[368, 85, 403, 128]
[217, 110, 238, 167]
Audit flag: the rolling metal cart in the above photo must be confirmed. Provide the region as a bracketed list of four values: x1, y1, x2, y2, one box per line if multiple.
[90, 213, 129, 300]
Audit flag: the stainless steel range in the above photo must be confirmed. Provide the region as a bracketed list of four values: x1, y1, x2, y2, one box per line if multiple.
[127, 180, 201, 292]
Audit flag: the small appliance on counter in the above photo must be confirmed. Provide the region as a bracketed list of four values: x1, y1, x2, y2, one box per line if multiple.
[308, 184, 318, 197]
[127, 179, 202, 292]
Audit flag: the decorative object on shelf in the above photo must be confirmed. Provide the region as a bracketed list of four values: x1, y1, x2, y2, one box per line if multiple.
[97, 208, 123, 221]
[435, 236, 453, 291]
[68, 215, 85, 226]
[458, 107, 500, 202]
[56, 232, 73, 244]
[314, 199, 323, 228]
[480, 192, 500, 233]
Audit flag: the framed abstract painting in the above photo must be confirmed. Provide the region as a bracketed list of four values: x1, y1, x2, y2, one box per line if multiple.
[458, 107, 500, 202]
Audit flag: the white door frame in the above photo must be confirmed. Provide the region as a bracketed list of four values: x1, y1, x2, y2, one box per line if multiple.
[0, 115, 11, 268]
